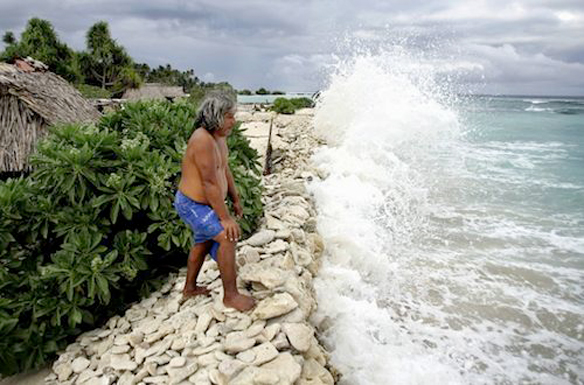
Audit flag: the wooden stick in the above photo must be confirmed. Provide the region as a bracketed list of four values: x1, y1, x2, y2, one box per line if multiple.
[263, 116, 274, 176]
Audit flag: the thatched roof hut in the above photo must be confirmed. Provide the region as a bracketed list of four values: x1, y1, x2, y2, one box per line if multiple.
[122, 83, 186, 101]
[0, 61, 100, 172]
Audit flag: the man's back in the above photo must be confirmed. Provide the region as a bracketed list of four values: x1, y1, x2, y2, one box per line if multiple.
[178, 128, 228, 204]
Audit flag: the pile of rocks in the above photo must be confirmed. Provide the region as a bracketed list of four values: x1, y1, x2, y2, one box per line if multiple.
[45, 110, 335, 385]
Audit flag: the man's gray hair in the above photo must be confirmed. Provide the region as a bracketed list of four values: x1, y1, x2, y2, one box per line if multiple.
[194, 90, 236, 132]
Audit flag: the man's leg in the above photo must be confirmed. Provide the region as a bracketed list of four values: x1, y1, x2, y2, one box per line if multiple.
[183, 241, 212, 298]
[214, 232, 255, 311]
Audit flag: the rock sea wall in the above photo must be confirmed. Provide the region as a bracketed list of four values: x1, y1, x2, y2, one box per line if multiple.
[45, 108, 336, 385]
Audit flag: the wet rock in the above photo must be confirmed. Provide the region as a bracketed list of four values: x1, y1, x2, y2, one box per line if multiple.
[239, 246, 261, 266]
[189, 367, 212, 385]
[145, 362, 158, 376]
[275, 229, 292, 240]
[171, 336, 187, 351]
[169, 356, 186, 368]
[297, 358, 335, 385]
[71, 356, 90, 373]
[143, 375, 169, 384]
[248, 342, 279, 365]
[252, 293, 298, 320]
[257, 323, 281, 343]
[117, 371, 134, 385]
[77, 368, 99, 383]
[235, 349, 255, 363]
[223, 334, 256, 354]
[230, 367, 263, 385]
[125, 307, 147, 323]
[218, 358, 247, 381]
[264, 239, 289, 254]
[134, 368, 149, 384]
[270, 307, 306, 324]
[246, 230, 276, 246]
[136, 317, 162, 335]
[109, 354, 137, 371]
[208, 368, 224, 385]
[260, 352, 302, 385]
[239, 266, 286, 289]
[54, 363, 73, 382]
[111, 344, 130, 354]
[266, 215, 287, 231]
[195, 312, 213, 334]
[282, 323, 313, 352]
[244, 320, 267, 338]
[127, 331, 144, 347]
[190, 342, 222, 356]
[272, 332, 290, 350]
[305, 337, 328, 366]
[84, 375, 115, 385]
[290, 242, 313, 267]
[290, 234, 307, 251]
[167, 362, 198, 384]
[198, 351, 219, 367]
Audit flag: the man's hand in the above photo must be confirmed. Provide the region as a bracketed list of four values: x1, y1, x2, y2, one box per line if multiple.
[221, 217, 241, 242]
[233, 200, 243, 219]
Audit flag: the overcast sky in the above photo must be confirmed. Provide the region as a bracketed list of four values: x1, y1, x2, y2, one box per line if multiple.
[1, 0, 583, 96]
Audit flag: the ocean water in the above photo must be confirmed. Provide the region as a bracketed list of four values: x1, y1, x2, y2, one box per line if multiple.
[308, 54, 584, 385]
[237, 92, 314, 104]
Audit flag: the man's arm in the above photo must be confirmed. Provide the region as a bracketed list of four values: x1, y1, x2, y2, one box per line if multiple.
[225, 167, 243, 218]
[225, 167, 239, 203]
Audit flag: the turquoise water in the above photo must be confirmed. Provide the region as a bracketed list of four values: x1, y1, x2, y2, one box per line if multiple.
[456, 96, 584, 266]
[309, 62, 584, 385]
[237, 92, 314, 104]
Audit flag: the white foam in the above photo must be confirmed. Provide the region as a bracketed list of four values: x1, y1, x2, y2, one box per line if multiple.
[309, 48, 584, 384]
[525, 105, 553, 112]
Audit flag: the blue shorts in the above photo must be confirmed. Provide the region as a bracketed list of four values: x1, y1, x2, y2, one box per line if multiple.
[174, 190, 224, 261]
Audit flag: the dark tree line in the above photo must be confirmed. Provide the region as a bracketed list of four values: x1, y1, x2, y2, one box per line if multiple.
[1, 18, 232, 98]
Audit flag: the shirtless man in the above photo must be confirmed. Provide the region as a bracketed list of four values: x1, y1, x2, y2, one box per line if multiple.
[174, 91, 255, 312]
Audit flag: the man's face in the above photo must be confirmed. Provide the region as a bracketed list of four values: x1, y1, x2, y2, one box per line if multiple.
[219, 110, 236, 136]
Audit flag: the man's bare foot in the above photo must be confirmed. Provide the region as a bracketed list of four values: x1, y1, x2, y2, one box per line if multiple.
[223, 293, 256, 312]
[182, 286, 210, 300]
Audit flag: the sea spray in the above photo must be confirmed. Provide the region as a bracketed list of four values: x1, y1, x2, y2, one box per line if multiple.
[308, 48, 584, 384]
[309, 50, 464, 384]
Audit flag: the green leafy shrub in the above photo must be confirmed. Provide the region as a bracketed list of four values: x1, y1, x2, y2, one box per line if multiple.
[289, 97, 314, 109]
[0, 100, 262, 375]
[271, 97, 314, 114]
[74, 84, 112, 99]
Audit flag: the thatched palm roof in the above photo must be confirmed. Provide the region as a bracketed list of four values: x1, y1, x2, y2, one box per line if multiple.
[0, 63, 100, 125]
[122, 83, 186, 101]
[1, 62, 100, 172]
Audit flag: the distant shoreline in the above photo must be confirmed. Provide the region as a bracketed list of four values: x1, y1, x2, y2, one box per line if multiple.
[238, 92, 584, 102]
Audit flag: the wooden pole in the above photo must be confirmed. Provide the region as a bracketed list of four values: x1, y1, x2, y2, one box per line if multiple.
[263, 116, 274, 175]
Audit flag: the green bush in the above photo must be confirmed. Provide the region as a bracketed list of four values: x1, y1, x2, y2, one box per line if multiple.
[74, 83, 112, 99]
[270, 97, 314, 114]
[0, 100, 262, 375]
[271, 98, 296, 114]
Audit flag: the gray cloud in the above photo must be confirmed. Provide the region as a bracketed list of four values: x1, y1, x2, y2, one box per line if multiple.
[1, 0, 583, 95]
